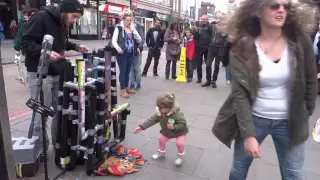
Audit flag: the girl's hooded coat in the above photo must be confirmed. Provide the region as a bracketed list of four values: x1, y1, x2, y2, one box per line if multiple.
[139, 105, 188, 138]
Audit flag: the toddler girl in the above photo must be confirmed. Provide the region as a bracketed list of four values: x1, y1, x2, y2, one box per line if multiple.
[134, 93, 188, 166]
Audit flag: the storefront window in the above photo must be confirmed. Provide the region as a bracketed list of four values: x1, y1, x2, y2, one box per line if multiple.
[73, 8, 98, 35]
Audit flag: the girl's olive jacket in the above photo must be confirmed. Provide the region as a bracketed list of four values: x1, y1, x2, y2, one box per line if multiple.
[212, 33, 318, 148]
[139, 105, 188, 138]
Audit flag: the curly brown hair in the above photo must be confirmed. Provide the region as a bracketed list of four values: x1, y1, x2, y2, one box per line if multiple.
[226, 0, 315, 44]
[156, 93, 176, 109]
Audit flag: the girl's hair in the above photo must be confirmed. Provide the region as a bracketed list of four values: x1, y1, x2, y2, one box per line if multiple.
[185, 28, 192, 32]
[226, 0, 315, 44]
[156, 93, 175, 109]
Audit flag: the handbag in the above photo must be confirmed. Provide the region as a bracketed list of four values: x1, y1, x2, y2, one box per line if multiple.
[107, 26, 124, 56]
[169, 49, 180, 56]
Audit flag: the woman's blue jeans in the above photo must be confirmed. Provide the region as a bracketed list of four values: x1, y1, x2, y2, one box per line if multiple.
[229, 115, 305, 180]
[226, 67, 231, 81]
[116, 52, 134, 89]
[129, 54, 142, 85]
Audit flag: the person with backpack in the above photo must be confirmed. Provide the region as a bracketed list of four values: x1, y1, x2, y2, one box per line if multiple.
[193, 14, 214, 84]
[111, 9, 142, 98]
[129, 19, 145, 91]
[21, 0, 88, 160]
[0, 21, 5, 60]
[202, 16, 228, 88]
[142, 19, 165, 77]
[14, 8, 39, 56]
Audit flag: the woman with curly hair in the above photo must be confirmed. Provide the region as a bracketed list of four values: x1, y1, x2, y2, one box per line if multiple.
[212, 0, 318, 179]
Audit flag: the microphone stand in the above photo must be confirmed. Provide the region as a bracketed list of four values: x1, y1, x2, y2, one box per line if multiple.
[26, 35, 65, 180]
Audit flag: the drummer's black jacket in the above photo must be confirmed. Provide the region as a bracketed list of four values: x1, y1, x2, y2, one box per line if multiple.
[21, 6, 79, 76]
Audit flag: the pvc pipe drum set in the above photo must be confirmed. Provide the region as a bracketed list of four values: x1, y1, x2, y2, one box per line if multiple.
[54, 47, 130, 175]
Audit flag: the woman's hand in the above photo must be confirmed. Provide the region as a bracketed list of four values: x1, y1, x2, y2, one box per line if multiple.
[137, 48, 141, 55]
[134, 127, 142, 134]
[116, 47, 123, 54]
[244, 137, 261, 159]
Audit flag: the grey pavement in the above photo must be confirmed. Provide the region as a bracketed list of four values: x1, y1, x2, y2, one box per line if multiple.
[3, 50, 320, 180]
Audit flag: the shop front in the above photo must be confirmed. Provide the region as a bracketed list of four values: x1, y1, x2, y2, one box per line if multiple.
[133, 8, 155, 34]
[69, 0, 99, 40]
[0, 0, 18, 39]
[155, 12, 169, 29]
[99, 3, 127, 39]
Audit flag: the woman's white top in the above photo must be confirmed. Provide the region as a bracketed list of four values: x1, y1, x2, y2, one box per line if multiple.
[111, 23, 142, 51]
[252, 41, 290, 120]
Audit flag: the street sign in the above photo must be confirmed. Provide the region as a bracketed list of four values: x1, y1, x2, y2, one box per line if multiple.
[176, 47, 187, 83]
[132, 0, 138, 9]
[190, 7, 195, 20]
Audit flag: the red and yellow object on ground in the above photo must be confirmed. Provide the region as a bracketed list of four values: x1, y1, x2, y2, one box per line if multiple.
[94, 145, 145, 176]
[176, 47, 187, 83]
[312, 117, 320, 143]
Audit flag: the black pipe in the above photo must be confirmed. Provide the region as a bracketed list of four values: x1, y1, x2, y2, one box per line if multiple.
[95, 80, 105, 159]
[118, 109, 130, 142]
[60, 62, 71, 169]
[110, 54, 118, 139]
[55, 63, 65, 168]
[86, 86, 97, 175]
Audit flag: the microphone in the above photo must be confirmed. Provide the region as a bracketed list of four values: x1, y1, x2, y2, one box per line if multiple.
[27, 34, 54, 138]
[37, 34, 54, 78]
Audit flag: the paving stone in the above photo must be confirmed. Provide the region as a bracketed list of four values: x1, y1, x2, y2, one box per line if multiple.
[191, 114, 215, 131]
[255, 162, 281, 180]
[193, 149, 232, 179]
[9, 114, 31, 126]
[121, 132, 150, 150]
[184, 127, 220, 152]
[11, 119, 32, 132]
[138, 138, 203, 175]
[259, 142, 279, 166]
[136, 164, 209, 180]
[125, 115, 145, 134]
[305, 172, 320, 180]
[130, 104, 157, 118]
[139, 121, 162, 139]
[11, 129, 27, 137]
[183, 112, 197, 125]
[304, 149, 320, 174]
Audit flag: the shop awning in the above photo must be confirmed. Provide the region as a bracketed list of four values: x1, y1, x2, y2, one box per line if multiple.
[99, 3, 127, 15]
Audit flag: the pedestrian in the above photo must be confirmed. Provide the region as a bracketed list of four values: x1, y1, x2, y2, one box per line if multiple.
[212, 0, 318, 180]
[142, 19, 165, 77]
[193, 14, 214, 83]
[311, 20, 320, 94]
[0, 21, 5, 60]
[223, 41, 232, 85]
[184, 28, 195, 82]
[10, 20, 18, 37]
[129, 18, 145, 91]
[202, 15, 228, 88]
[14, 8, 39, 56]
[164, 22, 181, 80]
[111, 9, 141, 98]
[21, 0, 88, 160]
[134, 92, 188, 166]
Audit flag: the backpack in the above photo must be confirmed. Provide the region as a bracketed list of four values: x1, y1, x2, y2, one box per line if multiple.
[107, 26, 123, 56]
